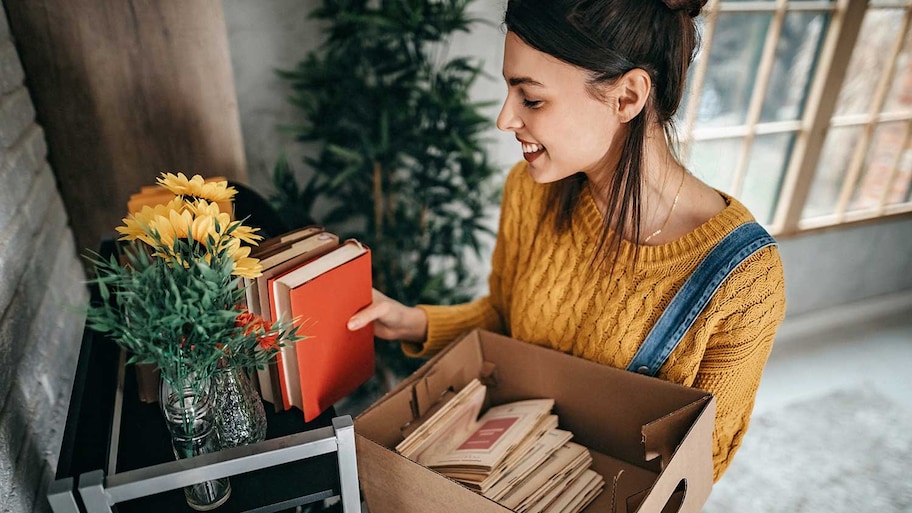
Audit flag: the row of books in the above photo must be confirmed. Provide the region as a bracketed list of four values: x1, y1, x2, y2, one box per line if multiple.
[243, 226, 376, 422]
[397, 379, 605, 513]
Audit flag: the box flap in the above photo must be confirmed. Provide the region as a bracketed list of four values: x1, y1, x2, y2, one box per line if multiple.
[357, 434, 511, 513]
[642, 396, 712, 467]
[630, 396, 716, 513]
[356, 330, 485, 447]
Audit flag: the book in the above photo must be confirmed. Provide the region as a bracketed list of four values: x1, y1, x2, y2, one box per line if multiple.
[243, 227, 339, 409]
[256, 230, 340, 410]
[480, 427, 572, 498]
[449, 415, 561, 492]
[421, 398, 555, 474]
[272, 239, 375, 421]
[252, 225, 323, 255]
[535, 469, 604, 513]
[502, 442, 591, 512]
[396, 378, 487, 460]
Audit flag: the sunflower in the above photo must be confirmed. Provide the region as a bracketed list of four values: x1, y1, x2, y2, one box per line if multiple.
[116, 174, 263, 278]
[157, 172, 237, 204]
[225, 239, 263, 279]
[116, 197, 189, 246]
[187, 199, 263, 246]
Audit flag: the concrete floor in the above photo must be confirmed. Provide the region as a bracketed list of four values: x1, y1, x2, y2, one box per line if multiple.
[753, 291, 912, 416]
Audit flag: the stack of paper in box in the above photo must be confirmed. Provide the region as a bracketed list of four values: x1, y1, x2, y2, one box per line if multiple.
[243, 226, 375, 423]
[397, 379, 604, 513]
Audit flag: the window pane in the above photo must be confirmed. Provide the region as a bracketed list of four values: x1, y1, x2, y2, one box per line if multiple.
[695, 13, 772, 127]
[849, 122, 908, 211]
[677, 16, 706, 125]
[687, 138, 743, 194]
[742, 133, 794, 223]
[803, 126, 861, 218]
[883, 23, 912, 113]
[886, 129, 912, 206]
[834, 9, 905, 117]
[760, 12, 828, 122]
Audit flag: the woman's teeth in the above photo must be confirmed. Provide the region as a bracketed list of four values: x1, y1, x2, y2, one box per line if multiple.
[523, 143, 543, 154]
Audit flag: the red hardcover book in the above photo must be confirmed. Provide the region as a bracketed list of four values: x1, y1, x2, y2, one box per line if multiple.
[272, 240, 375, 421]
[260, 230, 340, 410]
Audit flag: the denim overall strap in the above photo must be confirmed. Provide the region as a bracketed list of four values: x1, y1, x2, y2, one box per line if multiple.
[626, 222, 776, 377]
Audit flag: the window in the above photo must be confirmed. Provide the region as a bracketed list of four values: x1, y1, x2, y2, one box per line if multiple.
[678, 0, 912, 236]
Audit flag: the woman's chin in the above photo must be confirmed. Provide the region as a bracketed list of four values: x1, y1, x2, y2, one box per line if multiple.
[525, 158, 569, 184]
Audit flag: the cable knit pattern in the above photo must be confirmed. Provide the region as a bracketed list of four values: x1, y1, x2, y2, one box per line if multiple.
[408, 161, 787, 481]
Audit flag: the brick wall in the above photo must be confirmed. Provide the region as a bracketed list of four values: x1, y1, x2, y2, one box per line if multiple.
[0, 4, 89, 513]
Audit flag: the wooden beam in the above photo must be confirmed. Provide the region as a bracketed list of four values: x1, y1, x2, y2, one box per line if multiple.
[4, 0, 248, 253]
[772, 0, 868, 235]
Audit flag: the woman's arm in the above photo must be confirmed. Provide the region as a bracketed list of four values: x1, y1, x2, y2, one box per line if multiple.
[692, 246, 787, 481]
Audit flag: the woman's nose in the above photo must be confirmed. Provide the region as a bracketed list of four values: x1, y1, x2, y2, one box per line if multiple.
[496, 98, 522, 132]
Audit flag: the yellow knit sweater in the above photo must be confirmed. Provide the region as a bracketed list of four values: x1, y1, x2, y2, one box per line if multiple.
[405, 161, 786, 481]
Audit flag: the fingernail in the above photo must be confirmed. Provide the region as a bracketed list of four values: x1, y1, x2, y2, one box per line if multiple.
[348, 319, 360, 330]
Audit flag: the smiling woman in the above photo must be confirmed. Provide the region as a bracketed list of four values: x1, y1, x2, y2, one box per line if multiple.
[348, 0, 787, 485]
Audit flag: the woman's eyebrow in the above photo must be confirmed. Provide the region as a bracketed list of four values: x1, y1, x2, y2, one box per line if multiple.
[506, 76, 545, 88]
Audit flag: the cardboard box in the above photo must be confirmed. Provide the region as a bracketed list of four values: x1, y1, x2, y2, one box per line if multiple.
[355, 329, 716, 513]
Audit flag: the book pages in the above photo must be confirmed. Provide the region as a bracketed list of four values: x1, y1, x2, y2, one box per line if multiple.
[502, 442, 590, 511]
[483, 427, 573, 500]
[395, 379, 605, 511]
[449, 414, 559, 489]
[423, 398, 555, 473]
[542, 469, 605, 513]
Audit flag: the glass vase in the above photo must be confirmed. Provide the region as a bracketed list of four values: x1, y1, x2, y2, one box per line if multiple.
[213, 365, 267, 448]
[159, 375, 232, 511]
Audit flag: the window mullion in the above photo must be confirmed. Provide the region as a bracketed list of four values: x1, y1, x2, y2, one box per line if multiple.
[731, 0, 789, 197]
[834, 7, 912, 218]
[772, 0, 868, 236]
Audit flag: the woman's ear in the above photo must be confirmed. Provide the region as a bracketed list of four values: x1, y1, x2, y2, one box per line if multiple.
[614, 68, 651, 123]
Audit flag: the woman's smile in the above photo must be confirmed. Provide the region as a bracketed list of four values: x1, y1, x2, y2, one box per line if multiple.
[518, 138, 546, 163]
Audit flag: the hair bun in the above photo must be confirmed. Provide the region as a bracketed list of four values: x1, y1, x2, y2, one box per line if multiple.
[662, 0, 707, 18]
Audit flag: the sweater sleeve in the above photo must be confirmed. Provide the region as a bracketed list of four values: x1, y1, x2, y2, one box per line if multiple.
[692, 246, 787, 481]
[401, 162, 527, 358]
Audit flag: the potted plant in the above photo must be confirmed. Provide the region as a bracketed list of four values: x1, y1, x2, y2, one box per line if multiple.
[85, 173, 300, 510]
[272, 0, 501, 396]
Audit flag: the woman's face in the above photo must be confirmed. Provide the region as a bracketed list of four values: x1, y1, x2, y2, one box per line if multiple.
[497, 32, 624, 184]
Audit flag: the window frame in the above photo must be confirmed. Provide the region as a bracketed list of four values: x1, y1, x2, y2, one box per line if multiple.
[679, 0, 912, 237]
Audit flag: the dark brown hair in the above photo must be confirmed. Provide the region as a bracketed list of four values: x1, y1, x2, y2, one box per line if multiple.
[505, 0, 706, 268]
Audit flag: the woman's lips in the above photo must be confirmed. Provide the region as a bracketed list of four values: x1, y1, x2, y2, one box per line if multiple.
[520, 140, 545, 163]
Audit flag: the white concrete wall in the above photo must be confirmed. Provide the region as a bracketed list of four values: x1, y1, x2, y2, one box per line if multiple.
[223, 0, 518, 196]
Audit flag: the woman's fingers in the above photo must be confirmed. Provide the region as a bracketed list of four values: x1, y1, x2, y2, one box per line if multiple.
[347, 301, 387, 331]
[347, 288, 427, 342]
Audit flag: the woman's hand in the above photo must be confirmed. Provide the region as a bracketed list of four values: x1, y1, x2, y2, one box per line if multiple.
[347, 288, 428, 342]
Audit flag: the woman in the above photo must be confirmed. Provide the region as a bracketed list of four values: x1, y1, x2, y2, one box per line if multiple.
[348, 0, 786, 481]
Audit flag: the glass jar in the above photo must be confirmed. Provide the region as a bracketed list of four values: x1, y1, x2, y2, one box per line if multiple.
[212, 365, 267, 448]
[159, 375, 232, 510]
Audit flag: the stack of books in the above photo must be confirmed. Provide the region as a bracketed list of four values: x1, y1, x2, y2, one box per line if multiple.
[244, 226, 375, 422]
[397, 379, 604, 513]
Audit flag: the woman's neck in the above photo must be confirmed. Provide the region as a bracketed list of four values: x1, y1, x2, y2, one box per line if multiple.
[586, 123, 690, 244]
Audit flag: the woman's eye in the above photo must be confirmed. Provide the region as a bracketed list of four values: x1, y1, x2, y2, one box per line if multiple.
[522, 99, 542, 109]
